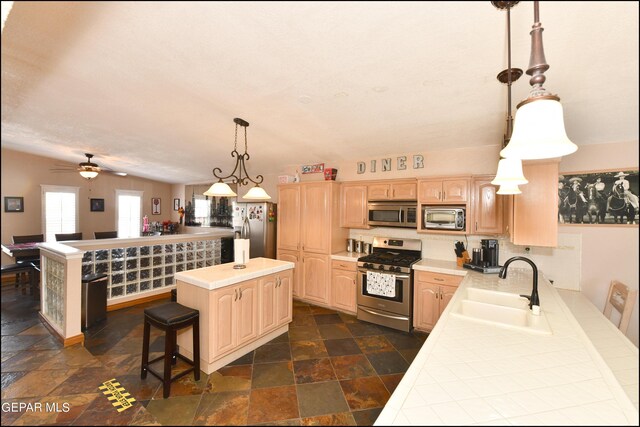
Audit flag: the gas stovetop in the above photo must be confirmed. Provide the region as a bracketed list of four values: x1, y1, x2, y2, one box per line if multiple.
[357, 237, 422, 274]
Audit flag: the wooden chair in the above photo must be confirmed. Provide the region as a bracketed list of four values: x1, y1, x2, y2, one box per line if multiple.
[55, 232, 83, 241]
[12, 234, 44, 263]
[94, 231, 118, 239]
[603, 280, 637, 334]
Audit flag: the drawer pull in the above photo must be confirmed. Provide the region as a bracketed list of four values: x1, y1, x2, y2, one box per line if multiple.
[433, 277, 445, 282]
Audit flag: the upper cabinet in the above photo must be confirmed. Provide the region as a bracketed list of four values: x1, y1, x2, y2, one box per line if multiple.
[367, 180, 417, 201]
[507, 160, 559, 247]
[418, 178, 468, 204]
[471, 176, 503, 235]
[341, 183, 370, 229]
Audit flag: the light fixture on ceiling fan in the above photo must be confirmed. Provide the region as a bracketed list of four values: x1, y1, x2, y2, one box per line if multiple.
[204, 118, 271, 200]
[50, 153, 128, 180]
[500, 0, 578, 160]
[491, 1, 528, 195]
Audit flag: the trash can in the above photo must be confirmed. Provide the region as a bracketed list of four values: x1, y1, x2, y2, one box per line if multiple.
[81, 273, 108, 331]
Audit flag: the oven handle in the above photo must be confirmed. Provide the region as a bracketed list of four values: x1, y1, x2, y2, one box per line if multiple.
[358, 269, 410, 280]
[359, 306, 410, 321]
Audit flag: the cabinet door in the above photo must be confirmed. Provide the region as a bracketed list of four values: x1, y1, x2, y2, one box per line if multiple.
[511, 161, 559, 247]
[331, 267, 357, 313]
[442, 179, 468, 203]
[277, 249, 301, 297]
[391, 182, 417, 200]
[236, 281, 258, 347]
[259, 274, 277, 334]
[419, 181, 443, 203]
[439, 284, 458, 316]
[302, 253, 330, 304]
[472, 178, 503, 234]
[276, 271, 293, 326]
[368, 184, 391, 200]
[277, 185, 301, 251]
[414, 281, 440, 331]
[301, 183, 331, 254]
[212, 286, 236, 358]
[341, 184, 369, 228]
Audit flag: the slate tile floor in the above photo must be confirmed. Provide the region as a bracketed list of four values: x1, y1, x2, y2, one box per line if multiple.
[1, 286, 428, 425]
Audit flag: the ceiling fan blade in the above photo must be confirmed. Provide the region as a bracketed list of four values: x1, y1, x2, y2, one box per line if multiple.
[49, 168, 75, 172]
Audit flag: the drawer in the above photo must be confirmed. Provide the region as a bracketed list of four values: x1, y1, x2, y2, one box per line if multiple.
[415, 270, 463, 287]
[331, 259, 357, 272]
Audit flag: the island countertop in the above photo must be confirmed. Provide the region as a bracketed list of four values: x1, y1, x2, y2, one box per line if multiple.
[375, 261, 638, 425]
[174, 257, 294, 290]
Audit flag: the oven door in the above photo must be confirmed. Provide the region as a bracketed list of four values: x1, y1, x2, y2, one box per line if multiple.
[357, 268, 411, 316]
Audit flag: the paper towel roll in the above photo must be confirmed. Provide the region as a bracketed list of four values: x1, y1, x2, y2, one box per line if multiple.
[234, 239, 250, 265]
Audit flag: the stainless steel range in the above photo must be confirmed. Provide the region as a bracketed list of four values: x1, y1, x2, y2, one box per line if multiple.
[356, 237, 422, 332]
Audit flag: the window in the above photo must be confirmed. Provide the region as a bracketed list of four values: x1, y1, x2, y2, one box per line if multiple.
[41, 185, 79, 242]
[116, 190, 142, 238]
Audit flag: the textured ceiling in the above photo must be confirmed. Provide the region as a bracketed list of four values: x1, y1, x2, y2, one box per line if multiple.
[1, 1, 638, 184]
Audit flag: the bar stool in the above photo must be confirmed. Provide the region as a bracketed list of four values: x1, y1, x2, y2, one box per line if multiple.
[1, 263, 37, 297]
[140, 302, 200, 398]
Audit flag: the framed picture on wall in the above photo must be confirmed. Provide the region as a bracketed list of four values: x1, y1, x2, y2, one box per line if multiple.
[174, 198, 180, 211]
[152, 197, 161, 215]
[90, 198, 105, 212]
[559, 168, 638, 225]
[4, 196, 24, 212]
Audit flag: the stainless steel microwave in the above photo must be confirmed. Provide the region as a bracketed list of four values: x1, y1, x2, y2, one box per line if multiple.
[422, 206, 465, 230]
[367, 202, 417, 228]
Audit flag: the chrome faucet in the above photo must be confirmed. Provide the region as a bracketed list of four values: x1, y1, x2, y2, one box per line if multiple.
[499, 256, 540, 314]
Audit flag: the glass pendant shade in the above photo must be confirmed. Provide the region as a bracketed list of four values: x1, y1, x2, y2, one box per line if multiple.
[497, 182, 522, 195]
[79, 170, 99, 179]
[242, 185, 271, 200]
[491, 157, 528, 186]
[204, 180, 237, 197]
[500, 98, 577, 160]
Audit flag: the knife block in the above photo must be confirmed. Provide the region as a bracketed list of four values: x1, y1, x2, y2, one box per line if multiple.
[456, 250, 470, 267]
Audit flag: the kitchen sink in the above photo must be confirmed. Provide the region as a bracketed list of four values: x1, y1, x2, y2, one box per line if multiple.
[451, 293, 552, 335]
[464, 287, 530, 309]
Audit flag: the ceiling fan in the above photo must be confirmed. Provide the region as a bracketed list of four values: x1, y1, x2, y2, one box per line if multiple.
[50, 153, 128, 180]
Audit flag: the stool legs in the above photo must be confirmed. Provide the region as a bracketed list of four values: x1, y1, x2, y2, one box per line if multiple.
[141, 320, 150, 379]
[193, 321, 200, 381]
[163, 330, 174, 398]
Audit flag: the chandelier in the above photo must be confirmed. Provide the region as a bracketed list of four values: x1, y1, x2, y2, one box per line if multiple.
[491, 1, 528, 195]
[500, 0, 578, 160]
[204, 118, 271, 200]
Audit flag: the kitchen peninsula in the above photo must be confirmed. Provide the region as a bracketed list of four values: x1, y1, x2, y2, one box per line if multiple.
[174, 257, 294, 374]
[375, 260, 639, 425]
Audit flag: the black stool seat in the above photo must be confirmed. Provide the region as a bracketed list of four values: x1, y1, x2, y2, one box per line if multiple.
[145, 302, 197, 325]
[1, 263, 33, 273]
[141, 302, 200, 398]
[1, 263, 38, 298]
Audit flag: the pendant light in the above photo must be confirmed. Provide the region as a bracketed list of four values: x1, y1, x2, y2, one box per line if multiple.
[491, 1, 528, 194]
[500, 0, 578, 160]
[204, 118, 271, 200]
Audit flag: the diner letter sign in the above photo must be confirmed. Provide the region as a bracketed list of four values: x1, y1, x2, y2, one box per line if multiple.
[357, 155, 424, 174]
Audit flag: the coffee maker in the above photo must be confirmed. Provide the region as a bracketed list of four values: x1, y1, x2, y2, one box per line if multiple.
[481, 239, 499, 268]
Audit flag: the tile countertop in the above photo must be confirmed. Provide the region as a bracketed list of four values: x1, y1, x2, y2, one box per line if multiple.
[331, 251, 364, 262]
[375, 259, 639, 426]
[174, 257, 294, 290]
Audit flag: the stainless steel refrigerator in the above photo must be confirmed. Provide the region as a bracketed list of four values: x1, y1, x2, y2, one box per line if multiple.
[232, 201, 277, 259]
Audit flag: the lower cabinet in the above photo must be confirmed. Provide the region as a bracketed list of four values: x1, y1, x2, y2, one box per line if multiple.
[277, 249, 301, 297]
[413, 271, 462, 332]
[302, 253, 330, 305]
[331, 260, 357, 314]
[259, 270, 293, 335]
[211, 280, 258, 359]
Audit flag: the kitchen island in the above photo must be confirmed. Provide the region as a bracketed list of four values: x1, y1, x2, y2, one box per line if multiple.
[174, 257, 294, 374]
[376, 259, 638, 425]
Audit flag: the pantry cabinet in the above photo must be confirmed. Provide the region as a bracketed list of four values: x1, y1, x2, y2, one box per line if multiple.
[413, 271, 462, 332]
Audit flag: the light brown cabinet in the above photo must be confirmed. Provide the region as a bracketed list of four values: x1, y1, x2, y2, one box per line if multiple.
[277, 182, 347, 307]
[413, 271, 462, 332]
[368, 180, 417, 201]
[211, 280, 258, 359]
[340, 183, 369, 229]
[507, 160, 559, 247]
[331, 260, 357, 314]
[471, 176, 503, 235]
[259, 270, 293, 335]
[419, 178, 469, 204]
